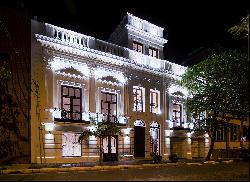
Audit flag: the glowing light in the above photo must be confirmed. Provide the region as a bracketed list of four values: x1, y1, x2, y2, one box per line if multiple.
[166, 120, 173, 128]
[165, 130, 171, 137]
[124, 154, 133, 157]
[37, 156, 55, 159]
[190, 123, 194, 130]
[124, 136, 130, 144]
[45, 133, 54, 144]
[51, 108, 61, 119]
[118, 116, 128, 124]
[50, 57, 90, 77]
[88, 125, 97, 132]
[89, 136, 97, 145]
[187, 132, 191, 138]
[122, 128, 132, 135]
[44, 123, 55, 132]
[169, 84, 188, 97]
[204, 133, 209, 138]
[82, 112, 90, 121]
[95, 67, 127, 84]
[165, 137, 170, 144]
[184, 123, 189, 128]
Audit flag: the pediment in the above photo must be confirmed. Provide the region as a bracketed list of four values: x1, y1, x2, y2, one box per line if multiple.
[172, 91, 185, 97]
[59, 66, 84, 77]
[99, 75, 120, 83]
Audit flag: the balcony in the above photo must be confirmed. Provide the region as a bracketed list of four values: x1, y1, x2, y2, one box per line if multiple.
[52, 109, 128, 125]
[52, 108, 90, 124]
[101, 113, 128, 126]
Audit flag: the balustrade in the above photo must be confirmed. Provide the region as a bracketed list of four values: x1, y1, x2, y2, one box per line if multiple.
[95, 39, 124, 57]
[45, 23, 91, 49]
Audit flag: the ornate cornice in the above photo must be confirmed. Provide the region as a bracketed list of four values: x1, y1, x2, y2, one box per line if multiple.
[35, 34, 183, 80]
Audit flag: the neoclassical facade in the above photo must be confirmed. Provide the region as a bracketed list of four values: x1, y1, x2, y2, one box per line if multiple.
[30, 13, 247, 164]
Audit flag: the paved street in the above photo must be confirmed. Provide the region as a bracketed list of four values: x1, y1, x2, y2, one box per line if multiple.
[0, 161, 248, 181]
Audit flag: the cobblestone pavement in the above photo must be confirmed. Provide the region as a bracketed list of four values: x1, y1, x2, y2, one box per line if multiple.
[0, 161, 248, 181]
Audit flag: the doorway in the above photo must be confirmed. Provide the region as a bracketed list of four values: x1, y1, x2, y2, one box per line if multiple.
[103, 135, 118, 161]
[134, 120, 146, 158]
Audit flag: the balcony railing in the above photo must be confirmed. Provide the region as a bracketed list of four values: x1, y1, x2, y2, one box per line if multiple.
[127, 49, 165, 70]
[127, 12, 164, 38]
[51, 108, 127, 125]
[95, 39, 125, 57]
[52, 108, 90, 124]
[45, 23, 92, 49]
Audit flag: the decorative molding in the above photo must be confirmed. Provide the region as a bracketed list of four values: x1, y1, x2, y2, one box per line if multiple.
[35, 33, 186, 80]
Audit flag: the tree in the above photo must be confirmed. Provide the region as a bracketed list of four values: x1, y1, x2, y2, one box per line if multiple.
[179, 50, 249, 161]
[78, 122, 121, 165]
[228, 14, 249, 39]
[0, 62, 21, 163]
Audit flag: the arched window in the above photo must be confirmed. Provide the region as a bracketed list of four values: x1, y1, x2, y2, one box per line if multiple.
[134, 119, 146, 127]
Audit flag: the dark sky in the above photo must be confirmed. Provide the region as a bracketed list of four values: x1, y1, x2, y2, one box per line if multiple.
[6, 0, 249, 64]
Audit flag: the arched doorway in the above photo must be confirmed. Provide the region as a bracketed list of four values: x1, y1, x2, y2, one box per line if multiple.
[134, 120, 146, 157]
[150, 121, 160, 155]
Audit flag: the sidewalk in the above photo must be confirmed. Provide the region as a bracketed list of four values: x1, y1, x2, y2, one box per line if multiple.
[0, 158, 238, 175]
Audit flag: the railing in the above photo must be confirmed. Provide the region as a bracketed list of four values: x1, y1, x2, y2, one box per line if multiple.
[52, 108, 90, 123]
[127, 13, 164, 38]
[52, 108, 127, 125]
[45, 23, 92, 49]
[95, 39, 124, 57]
[171, 63, 187, 77]
[127, 49, 165, 69]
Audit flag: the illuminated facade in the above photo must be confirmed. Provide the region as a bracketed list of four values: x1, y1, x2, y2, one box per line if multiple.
[30, 13, 248, 164]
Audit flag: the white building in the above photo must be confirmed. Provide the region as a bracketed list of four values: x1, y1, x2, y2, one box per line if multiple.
[30, 12, 209, 164]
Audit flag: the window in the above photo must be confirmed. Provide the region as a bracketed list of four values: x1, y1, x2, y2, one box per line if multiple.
[172, 103, 182, 127]
[149, 47, 158, 58]
[216, 127, 225, 141]
[62, 133, 81, 157]
[133, 86, 145, 112]
[150, 89, 160, 114]
[230, 124, 240, 141]
[61, 85, 82, 120]
[101, 92, 117, 123]
[133, 41, 143, 53]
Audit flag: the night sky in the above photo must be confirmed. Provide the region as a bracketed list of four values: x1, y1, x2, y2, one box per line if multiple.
[5, 0, 250, 65]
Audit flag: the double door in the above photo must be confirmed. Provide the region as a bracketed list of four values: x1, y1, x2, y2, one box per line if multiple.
[103, 135, 118, 161]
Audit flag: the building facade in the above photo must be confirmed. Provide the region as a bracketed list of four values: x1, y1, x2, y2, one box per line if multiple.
[28, 13, 248, 164]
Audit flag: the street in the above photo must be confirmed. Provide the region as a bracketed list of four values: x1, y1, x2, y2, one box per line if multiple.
[0, 161, 249, 181]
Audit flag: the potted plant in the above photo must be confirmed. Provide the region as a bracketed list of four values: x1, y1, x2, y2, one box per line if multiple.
[169, 154, 179, 163]
[150, 152, 162, 163]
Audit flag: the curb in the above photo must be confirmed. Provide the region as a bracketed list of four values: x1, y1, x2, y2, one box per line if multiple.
[0, 163, 180, 174]
[186, 162, 202, 165]
[1, 160, 235, 174]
